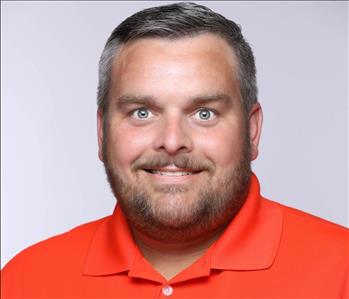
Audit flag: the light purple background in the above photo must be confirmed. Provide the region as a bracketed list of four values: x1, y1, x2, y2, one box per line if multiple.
[2, 1, 348, 267]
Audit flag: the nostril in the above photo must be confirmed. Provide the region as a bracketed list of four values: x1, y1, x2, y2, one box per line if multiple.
[152, 120, 193, 155]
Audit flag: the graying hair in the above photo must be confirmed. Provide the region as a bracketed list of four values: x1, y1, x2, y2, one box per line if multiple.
[97, 2, 258, 115]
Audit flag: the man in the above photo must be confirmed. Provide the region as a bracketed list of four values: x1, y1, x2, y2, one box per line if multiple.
[2, 2, 348, 298]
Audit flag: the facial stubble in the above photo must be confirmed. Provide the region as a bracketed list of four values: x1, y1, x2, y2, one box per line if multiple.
[102, 119, 252, 243]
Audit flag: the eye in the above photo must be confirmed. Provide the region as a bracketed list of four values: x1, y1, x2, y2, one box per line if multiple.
[193, 108, 217, 121]
[131, 108, 154, 120]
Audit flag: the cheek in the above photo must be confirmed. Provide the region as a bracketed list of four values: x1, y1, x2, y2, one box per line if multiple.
[107, 121, 153, 168]
[194, 125, 245, 166]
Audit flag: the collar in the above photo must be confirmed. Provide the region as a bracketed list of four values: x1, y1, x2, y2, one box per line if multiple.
[83, 173, 283, 277]
[83, 203, 138, 275]
[210, 173, 283, 270]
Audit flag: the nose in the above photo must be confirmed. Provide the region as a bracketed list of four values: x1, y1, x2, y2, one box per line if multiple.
[152, 113, 193, 155]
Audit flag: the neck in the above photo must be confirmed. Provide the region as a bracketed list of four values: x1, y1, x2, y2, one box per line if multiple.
[131, 226, 226, 281]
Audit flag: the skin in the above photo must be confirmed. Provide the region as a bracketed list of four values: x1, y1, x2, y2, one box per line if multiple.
[97, 33, 263, 280]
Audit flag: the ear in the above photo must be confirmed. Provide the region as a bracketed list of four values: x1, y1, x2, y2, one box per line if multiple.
[248, 102, 263, 161]
[97, 108, 104, 162]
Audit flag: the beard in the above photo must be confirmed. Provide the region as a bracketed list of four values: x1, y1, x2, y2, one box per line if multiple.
[102, 123, 252, 243]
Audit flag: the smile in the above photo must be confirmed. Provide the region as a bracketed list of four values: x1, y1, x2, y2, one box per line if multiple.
[147, 170, 193, 176]
[142, 168, 202, 182]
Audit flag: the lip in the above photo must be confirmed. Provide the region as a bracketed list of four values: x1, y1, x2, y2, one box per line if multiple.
[142, 169, 201, 183]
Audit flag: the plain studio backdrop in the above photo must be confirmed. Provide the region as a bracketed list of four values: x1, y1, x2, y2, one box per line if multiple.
[1, 1, 348, 267]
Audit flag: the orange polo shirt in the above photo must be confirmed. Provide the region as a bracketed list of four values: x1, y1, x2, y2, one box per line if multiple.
[2, 175, 348, 298]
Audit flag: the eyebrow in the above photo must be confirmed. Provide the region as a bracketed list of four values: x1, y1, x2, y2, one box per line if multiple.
[189, 93, 232, 106]
[116, 95, 158, 107]
[115, 93, 232, 108]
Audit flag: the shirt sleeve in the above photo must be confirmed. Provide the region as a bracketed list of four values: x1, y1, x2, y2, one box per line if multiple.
[1, 257, 25, 298]
[341, 266, 349, 299]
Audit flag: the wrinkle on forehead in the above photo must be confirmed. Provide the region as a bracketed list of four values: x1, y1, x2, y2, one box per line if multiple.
[110, 33, 241, 105]
[114, 33, 237, 76]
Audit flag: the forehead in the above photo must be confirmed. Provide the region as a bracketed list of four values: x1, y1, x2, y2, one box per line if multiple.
[110, 33, 241, 104]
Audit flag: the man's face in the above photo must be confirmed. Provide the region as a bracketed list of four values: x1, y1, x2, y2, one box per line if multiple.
[98, 34, 262, 242]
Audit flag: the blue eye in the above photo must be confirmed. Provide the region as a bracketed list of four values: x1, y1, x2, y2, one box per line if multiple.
[194, 108, 217, 121]
[132, 108, 154, 120]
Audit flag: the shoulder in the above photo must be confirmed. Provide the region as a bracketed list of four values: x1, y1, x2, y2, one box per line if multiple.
[2, 215, 111, 277]
[267, 198, 347, 235]
[263, 198, 348, 260]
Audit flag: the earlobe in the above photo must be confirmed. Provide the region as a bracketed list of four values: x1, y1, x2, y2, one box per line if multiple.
[248, 103, 263, 161]
[97, 108, 104, 162]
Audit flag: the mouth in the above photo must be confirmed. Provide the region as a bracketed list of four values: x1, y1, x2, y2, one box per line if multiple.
[144, 169, 199, 176]
[142, 167, 202, 177]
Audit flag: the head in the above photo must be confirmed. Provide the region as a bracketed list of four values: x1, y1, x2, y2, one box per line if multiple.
[97, 2, 263, 242]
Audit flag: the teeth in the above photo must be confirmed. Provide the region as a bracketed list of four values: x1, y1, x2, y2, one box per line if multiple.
[151, 170, 192, 176]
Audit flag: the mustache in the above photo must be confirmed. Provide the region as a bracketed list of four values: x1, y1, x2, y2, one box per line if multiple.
[131, 154, 214, 172]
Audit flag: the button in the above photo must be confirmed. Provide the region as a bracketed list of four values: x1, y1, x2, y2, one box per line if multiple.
[162, 285, 173, 296]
